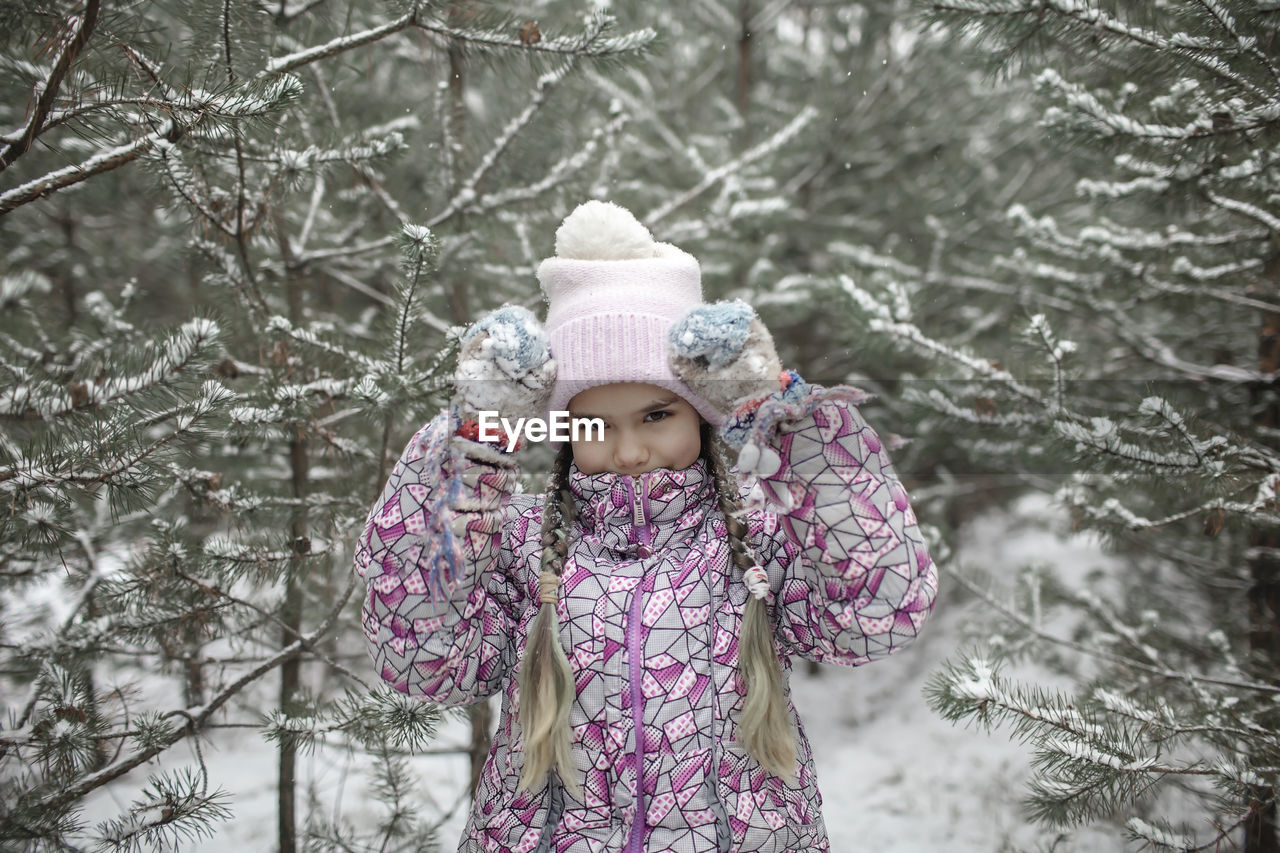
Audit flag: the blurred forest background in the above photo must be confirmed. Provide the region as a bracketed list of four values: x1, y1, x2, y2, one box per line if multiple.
[3, 0, 1280, 850]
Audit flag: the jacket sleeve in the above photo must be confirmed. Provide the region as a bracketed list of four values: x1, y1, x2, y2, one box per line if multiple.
[354, 412, 530, 706]
[742, 384, 938, 666]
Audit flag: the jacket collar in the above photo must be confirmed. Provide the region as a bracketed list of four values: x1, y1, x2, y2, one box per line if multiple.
[567, 457, 717, 558]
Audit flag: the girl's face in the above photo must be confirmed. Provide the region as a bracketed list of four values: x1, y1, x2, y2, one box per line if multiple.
[568, 382, 703, 476]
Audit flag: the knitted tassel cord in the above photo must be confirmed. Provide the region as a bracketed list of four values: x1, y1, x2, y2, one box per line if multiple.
[418, 413, 466, 597]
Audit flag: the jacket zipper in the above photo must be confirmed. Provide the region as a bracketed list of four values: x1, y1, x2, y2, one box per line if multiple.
[632, 477, 646, 526]
[625, 474, 648, 853]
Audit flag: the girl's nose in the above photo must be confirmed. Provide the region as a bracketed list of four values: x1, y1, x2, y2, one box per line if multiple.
[614, 432, 649, 471]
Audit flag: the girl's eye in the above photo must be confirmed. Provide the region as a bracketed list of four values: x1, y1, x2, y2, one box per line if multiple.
[644, 410, 671, 423]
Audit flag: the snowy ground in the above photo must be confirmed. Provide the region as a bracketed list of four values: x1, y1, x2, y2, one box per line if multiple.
[80, 493, 1131, 851]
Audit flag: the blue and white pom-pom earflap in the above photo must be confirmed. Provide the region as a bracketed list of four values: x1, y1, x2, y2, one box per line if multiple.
[669, 299, 755, 369]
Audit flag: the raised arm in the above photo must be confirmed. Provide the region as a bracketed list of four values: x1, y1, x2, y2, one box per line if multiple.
[355, 416, 527, 705]
[355, 304, 556, 704]
[740, 380, 937, 666]
[667, 301, 937, 667]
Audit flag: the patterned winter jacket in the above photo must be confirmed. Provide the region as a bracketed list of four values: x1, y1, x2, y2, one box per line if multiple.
[355, 385, 938, 853]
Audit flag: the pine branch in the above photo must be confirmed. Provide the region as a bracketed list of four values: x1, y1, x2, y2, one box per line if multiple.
[317, 266, 397, 310]
[259, 0, 332, 22]
[932, 0, 1275, 102]
[260, 314, 386, 375]
[2, 530, 109, 743]
[0, 384, 231, 492]
[473, 112, 627, 213]
[191, 237, 272, 319]
[411, 11, 656, 59]
[263, 10, 419, 76]
[93, 768, 232, 851]
[1037, 68, 1278, 143]
[7, 571, 357, 819]
[170, 565, 368, 687]
[425, 62, 576, 229]
[1066, 472, 1280, 532]
[0, 0, 100, 171]
[293, 237, 397, 265]
[929, 651, 1275, 830]
[1053, 417, 1207, 472]
[839, 273, 1049, 400]
[152, 144, 236, 238]
[830, 241, 1079, 312]
[1179, 807, 1267, 852]
[905, 385, 1045, 428]
[1206, 188, 1280, 232]
[588, 70, 716, 177]
[0, 121, 182, 216]
[945, 566, 1280, 694]
[0, 319, 222, 420]
[1094, 687, 1265, 742]
[1092, 293, 1274, 383]
[1, 69, 301, 218]
[1190, 0, 1280, 88]
[645, 105, 820, 224]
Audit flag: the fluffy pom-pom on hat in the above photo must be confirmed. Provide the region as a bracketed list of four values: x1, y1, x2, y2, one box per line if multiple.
[554, 201, 664, 261]
[537, 201, 723, 426]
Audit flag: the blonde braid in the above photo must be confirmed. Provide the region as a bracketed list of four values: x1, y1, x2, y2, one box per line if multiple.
[705, 432, 797, 780]
[517, 443, 580, 795]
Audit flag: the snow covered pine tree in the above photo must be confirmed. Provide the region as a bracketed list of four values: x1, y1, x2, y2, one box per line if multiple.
[0, 2, 659, 850]
[832, 1, 1280, 850]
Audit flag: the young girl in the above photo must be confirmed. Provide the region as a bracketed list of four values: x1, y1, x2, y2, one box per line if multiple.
[355, 201, 937, 853]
